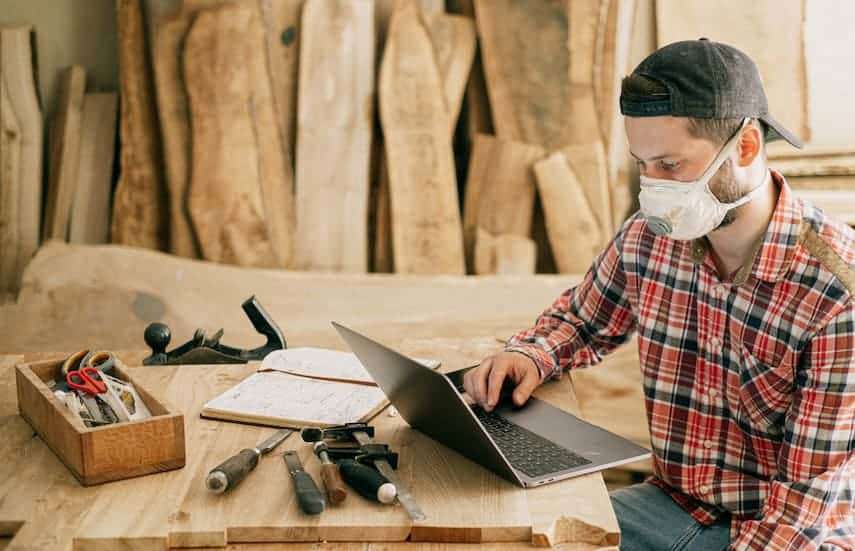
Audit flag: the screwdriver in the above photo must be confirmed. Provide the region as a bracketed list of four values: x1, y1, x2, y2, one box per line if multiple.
[206, 428, 292, 494]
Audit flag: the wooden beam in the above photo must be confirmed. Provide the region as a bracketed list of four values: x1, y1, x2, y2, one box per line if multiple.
[294, 0, 375, 272]
[379, 0, 465, 274]
[43, 65, 86, 242]
[0, 25, 42, 298]
[183, 3, 295, 268]
[69, 93, 118, 244]
[474, 0, 570, 151]
[534, 152, 604, 274]
[111, 0, 169, 251]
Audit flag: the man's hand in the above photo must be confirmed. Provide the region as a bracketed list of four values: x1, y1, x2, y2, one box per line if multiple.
[462, 352, 541, 411]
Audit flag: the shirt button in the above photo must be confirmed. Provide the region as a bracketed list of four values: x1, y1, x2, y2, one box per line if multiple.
[699, 485, 710, 494]
[704, 440, 713, 449]
[708, 388, 718, 398]
[709, 336, 721, 348]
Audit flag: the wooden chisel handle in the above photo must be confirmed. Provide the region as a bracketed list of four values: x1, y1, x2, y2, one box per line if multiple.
[320, 462, 348, 505]
[206, 448, 259, 493]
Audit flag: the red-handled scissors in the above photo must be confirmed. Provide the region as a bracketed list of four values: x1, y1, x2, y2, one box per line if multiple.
[66, 366, 108, 396]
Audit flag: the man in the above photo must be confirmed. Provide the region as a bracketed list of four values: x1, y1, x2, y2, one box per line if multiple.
[463, 39, 854, 550]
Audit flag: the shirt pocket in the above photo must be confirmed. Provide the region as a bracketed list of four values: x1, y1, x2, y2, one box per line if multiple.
[733, 345, 793, 441]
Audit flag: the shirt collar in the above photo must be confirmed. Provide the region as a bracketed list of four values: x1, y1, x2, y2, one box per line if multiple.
[687, 170, 802, 284]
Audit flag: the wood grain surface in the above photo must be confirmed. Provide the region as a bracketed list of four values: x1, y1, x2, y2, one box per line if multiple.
[0, 25, 42, 299]
[294, 0, 375, 272]
[111, 0, 169, 250]
[379, 1, 465, 275]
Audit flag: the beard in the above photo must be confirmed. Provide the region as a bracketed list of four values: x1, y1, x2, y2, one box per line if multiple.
[709, 159, 745, 231]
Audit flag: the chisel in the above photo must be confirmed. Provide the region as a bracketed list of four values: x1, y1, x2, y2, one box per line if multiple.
[206, 428, 292, 494]
[283, 450, 325, 515]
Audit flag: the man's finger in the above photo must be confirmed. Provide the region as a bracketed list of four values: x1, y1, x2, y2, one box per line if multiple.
[512, 363, 540, 407]
[470, 358, 492, 407]
[486, 361, 509, 410]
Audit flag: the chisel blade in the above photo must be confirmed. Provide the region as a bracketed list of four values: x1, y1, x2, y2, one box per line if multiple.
[257, 428, 293, 454]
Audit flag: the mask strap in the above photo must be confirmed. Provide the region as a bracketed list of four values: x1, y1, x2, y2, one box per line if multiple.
[698, 117, 751, 183]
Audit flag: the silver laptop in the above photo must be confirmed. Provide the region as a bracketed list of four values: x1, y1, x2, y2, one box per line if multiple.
[332, 322, 651, 488]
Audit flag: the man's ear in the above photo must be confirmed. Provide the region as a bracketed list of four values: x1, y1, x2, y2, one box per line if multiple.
[736, 122, 763, 167]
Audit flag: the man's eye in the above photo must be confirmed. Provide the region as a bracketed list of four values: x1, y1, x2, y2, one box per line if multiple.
[659, 161, 680, 171]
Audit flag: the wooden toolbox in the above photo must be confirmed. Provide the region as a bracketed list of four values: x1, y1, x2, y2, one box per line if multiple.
[15, 358, 185, 486]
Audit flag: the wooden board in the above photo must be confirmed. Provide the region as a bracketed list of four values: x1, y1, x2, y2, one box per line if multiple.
[474, 0, 570, 151]
[111, 0, 169, 251]
[0, 25, 42, 300]
[566, 0, 613, 240]
[258, 0, 304, 164]
[534, 152, 604, 273]
[69, 93, 118, 244]
[374, 8, 475, 274]
[0, 81, 21, 298]
[656, 0, 809, 141]
[184, 3, 295, 267]
[375, 0, 445, 49]
[446, 0, 493, 140]
[294, 0, 375, 272]
[422, 12, 476, 133]
[146, 0, 221, 259]
[473, 229, 536, 275]
[43, 65, 86, 242]
[462, 134, 544, 272]
[379, 1, 465, 275]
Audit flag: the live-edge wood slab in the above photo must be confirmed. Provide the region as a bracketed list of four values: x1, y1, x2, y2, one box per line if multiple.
[379, 0, 465, 275]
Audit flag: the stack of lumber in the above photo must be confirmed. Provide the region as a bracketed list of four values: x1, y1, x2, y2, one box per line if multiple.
[108, 0, 639, 277]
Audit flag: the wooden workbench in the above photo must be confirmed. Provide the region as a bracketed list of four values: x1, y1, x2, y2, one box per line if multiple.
[1, 344, 620, 550]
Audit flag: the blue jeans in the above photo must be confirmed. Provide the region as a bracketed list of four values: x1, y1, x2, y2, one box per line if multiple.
[610, 482, 731, 551]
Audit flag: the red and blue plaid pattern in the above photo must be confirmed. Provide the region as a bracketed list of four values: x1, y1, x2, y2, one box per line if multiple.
[507, 172, 855, 550]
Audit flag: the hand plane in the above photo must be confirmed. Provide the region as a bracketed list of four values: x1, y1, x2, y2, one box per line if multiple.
[143, 296, 286, 365]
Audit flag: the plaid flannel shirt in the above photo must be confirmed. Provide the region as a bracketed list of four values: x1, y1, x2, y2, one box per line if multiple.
[506, 172, 855, 550]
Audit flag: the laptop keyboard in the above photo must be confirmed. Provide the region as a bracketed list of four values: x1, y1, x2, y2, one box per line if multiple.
[473, 407, 592, 478]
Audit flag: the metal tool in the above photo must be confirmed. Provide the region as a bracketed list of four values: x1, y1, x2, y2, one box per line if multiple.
[313, 442, 347, 505]
[143, 296, 286, 365]
[337, 458, 397, 504]
[206, 429, 292, 494]
[55, 350, 118, 392]
[302, 423, 425, 520]
[283, 451, 325, 515]
[66, 367, 123, 424]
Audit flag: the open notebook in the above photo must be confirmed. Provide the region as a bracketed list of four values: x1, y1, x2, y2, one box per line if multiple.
[201, 347, 440, 428]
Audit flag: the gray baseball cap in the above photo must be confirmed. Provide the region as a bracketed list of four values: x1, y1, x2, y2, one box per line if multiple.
[620, 38, 803, 148]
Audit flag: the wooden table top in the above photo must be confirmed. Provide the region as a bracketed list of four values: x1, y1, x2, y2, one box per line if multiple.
[1, 344, 619, 551]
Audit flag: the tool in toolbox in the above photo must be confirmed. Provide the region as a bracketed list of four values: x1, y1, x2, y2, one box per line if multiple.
[143, 296, 286, 365]
[283, 450, 325, 515]
[55, 350, 117, 392]
[302, 423, 425, 520]
[312, 441, 348, 505]
[66, 367, 126, 424]
[206, 429, 293, 494]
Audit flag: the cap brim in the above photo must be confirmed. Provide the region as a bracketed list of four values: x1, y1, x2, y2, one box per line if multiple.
[760, 114, 803, 149]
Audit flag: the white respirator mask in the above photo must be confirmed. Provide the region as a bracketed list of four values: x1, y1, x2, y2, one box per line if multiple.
[638, 118, 767, 241]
